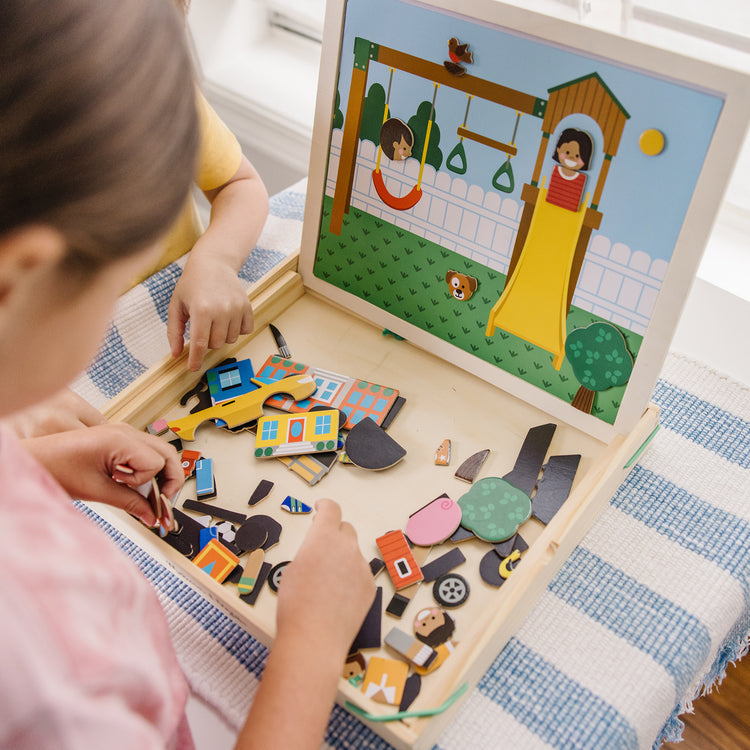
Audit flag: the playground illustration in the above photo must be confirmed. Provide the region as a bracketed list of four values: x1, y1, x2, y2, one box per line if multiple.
[313, 0, 723, 424]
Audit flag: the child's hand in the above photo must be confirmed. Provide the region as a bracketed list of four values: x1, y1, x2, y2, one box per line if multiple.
[1, 388, 106, 439]
[275, 499, 376, 658]
[167, 253, 254, 372]
[22, 422, 184, 529]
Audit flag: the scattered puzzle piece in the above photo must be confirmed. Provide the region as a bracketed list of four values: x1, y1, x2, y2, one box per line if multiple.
[385, 627, 437, 668]
[234, 518, 268, 553]
[167, 373, 317, 441]
[414, 607, 456, 647]
[248, 479, 274, 506]
[345, 417, 406, 471]
[405, 494, 461, 546]
[502, 424, 556, 496]
[344, 653, 367, 687]
[195, 458, 216, 499]
[454, 448, 490, 482]
[281, 496, 312, 514]
[192, 538, 240, 583]
[239, 561, 272, 606]
[180, 449, 201, 478]
[278, 451, 337, 485]
[458, 477, 532, 542]
[182, 499, 246, 526]
[399, 673, 422, 711]
[532, 454, 581, 525]
[255, 409, 340, 458]
[419, 548, 466, 583]
[434, 439, 451, 465]
[376, 530, 424, 590]
[237, 548, 266, 596]
[350, 587, 383, 653]
[432, 573, 470, 608]
[268, 561, 290, 592]
[362, 657, 409, 705]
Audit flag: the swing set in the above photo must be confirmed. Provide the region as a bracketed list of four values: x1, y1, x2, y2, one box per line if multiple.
[446, 95, 523, 194]
[330, 36, 546, 235]
[372, 69, 439, 211]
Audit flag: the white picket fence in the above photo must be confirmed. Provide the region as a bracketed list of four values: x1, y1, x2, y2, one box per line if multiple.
[326, 129, 666, 336]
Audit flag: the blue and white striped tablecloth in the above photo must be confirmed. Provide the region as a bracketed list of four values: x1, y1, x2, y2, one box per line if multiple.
[74, 181, 750, 750]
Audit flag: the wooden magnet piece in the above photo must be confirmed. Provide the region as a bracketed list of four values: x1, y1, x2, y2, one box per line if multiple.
[434, 439, 451, 465]
[345, 417, 406, 471]
[385, 627, 437, 668]
[239, 561, 272, 606]
[237, 548, 266, 596]
[502, 423, 556, 496]
[376, 530, 424, 590]
[446, 270, 478, 301]
[369, 558, 386, 577]
[182, 499, 246, 526]
[420, 548, 466, 583]
[362, 657, 409, 706]
[254, 409, 340, 459]
[479, 549, 506, 588]
[414, 607, 456, 647]
[195, 458, 216, 499]
[268, 561, 290, 593]
[399, 673, 422, 712]
[385, 592, 411, 618]
[432, 573, 470, 608]
[167, 373, 317, 441]
[278, 451, 337, 485]
[449, 525, 475, 543]
[405, 494, 462, 546]
[155, 508, 201, 559]
[532, 454, 581, 525]
[454, 448, 490, 483]
[458, 477, 532, 542]
[280, 496, 313, 514]
[192, 538, 240, 584]
[253, 515, 282, 551]
[500, 549, 521, 579]
[349, 587, 383, 653]
[380, 396, 406, 430]
[199, 526, 218, 551]
[234, 518, 268, 553]
[248, 479, 274, 506]
[180, 449, 201, 478]
[344, 653, 367, 687]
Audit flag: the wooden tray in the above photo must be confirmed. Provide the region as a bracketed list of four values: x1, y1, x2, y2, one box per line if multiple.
[96, 258, 659, 749]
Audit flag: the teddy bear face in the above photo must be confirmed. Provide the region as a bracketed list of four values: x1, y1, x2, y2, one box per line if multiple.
[446, 270, 478, 301]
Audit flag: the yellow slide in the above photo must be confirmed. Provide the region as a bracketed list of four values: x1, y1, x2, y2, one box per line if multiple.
[486, 183, 588, 370]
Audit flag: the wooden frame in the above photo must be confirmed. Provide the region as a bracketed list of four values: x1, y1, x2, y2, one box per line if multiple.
[98, 260, 658, 749]
[299, 0, 750, 442]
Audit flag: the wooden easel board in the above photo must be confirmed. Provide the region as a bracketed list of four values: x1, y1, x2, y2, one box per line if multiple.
[299, 0, 750, 442]
[98, 265, 659, 749]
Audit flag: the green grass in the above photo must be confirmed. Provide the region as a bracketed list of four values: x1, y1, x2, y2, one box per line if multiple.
[314, 195, 642, 424]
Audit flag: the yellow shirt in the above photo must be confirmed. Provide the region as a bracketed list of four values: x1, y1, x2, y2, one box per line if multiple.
[131, 90, 243, 286]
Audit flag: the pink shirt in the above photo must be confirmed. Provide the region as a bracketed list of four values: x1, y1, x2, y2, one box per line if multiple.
[0, 427, 194, 750]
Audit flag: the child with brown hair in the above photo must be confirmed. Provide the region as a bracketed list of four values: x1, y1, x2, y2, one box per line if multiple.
[0, 2, 375, 748]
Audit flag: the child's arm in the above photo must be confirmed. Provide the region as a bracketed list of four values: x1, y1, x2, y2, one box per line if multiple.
[235, 499, 376, 750]
[1, 388, 106, 439]
[168, 155, 269, 372]
[22, 422, 184, 529]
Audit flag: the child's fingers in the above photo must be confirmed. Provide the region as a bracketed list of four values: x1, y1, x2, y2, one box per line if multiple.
[240, 307, 254, 336]
[166, 300, 188, 358]
[313, 498, 343, 529]
[187, 315, 211, 371]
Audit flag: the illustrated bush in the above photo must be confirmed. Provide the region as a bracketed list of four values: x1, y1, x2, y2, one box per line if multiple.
[333, 89, 344, 130]
[564, 322, 633, 413]
[408, 100, 443, 171]
[359, 83, 386, 144]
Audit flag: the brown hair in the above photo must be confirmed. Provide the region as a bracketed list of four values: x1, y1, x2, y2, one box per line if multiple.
[0, 0, 199, 271]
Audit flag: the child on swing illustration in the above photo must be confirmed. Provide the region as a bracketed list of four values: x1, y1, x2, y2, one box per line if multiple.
[546, 127, 594, 212]
[379, 117, 414, 161]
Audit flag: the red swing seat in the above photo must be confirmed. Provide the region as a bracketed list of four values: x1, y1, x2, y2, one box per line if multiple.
[372, 169, 423, 211]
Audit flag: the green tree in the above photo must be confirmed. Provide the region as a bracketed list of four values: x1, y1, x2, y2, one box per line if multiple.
[564, 322, 633, 414]
[359, 83, 385, 144]
[408, 100, 443, 171]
